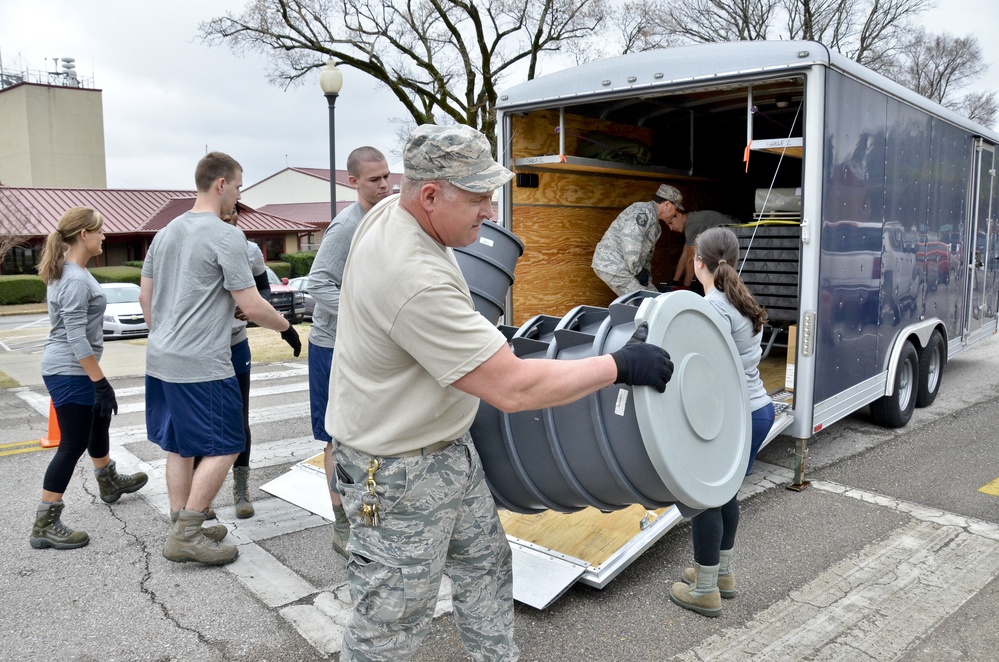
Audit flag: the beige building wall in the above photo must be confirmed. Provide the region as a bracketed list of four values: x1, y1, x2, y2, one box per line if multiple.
[240, 168, 355, 208]
[0, 83, 107, 188]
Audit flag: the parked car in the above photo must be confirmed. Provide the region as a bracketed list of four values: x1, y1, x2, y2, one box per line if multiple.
[100, 283, 148, 339]
[287, 277, 316, 321]
[265, 267, 306, 324]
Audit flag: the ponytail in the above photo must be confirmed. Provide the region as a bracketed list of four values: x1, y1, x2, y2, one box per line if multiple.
[37, 231, 67, 284]
[695, 227, 768, 333]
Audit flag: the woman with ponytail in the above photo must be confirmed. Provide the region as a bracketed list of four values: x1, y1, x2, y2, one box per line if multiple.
[669, 226, 775, 617]
[30, 207, 147, 550]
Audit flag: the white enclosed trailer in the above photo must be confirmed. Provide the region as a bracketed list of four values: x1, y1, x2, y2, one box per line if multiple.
[484, 40, 999, 606]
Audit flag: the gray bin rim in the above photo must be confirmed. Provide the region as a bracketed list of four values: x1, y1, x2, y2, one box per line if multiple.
[454, 247, 519, 281]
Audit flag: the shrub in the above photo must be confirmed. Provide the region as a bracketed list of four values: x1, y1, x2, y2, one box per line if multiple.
[280, 251, 317, 278]
[266, 261, 291, 279]
[0, 274, 46, 305]
[122, 260, 145, 268]
[90, 266, 142, 285]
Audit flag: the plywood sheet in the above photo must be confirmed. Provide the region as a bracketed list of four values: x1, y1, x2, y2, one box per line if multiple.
[499, 505, 671, 568]
[759, 352, 789, 393]
[513, 172, 656, 208]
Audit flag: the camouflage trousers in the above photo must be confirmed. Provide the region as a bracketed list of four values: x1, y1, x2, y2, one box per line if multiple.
[593, 267, 658, 297]
[333, 434, 519, 662]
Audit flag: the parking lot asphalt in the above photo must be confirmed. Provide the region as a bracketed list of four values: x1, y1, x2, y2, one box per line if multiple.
[3, 313, 999, 661]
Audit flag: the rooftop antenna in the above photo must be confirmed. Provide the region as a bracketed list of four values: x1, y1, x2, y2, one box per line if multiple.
[61, 57, 78, 86]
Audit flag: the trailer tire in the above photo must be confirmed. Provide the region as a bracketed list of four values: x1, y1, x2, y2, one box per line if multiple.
[870, 341, 918, 428]
[916, 330, 945, 408]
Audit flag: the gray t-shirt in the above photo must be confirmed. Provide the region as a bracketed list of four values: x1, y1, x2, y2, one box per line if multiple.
[307, 201, 365, 348]
[684, 210, 735, 246]
[704, 288, 770, 411]
[142, 211, 255, 383]
[40, 262, 105, 376]
[230, 239, 267, 346]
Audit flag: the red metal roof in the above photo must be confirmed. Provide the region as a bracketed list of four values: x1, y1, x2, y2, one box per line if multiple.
[257, 201, 353, 226]
[3, 187, 195, 235]
[2, 186, 317, 237]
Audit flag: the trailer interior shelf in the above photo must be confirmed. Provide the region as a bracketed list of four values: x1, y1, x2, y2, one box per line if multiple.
[512, 155, 719, 182]
[749, 137, 803, 158]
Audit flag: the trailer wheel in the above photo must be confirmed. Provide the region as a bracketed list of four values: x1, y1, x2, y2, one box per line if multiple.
[870, 341, 918, 428]
[916, 330, 945, 408]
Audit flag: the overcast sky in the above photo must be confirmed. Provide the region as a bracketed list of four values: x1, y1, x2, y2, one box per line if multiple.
[1, 0, 997, 191]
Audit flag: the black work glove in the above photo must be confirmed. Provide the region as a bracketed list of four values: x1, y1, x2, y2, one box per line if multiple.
[610, 324, 673, 393]
[93, 377, 118, 418]
[636, 268, 650, 286]
[281, 324, 302, 357]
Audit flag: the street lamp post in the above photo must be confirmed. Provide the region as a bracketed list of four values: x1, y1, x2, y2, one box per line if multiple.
[319, 59, 343, 222]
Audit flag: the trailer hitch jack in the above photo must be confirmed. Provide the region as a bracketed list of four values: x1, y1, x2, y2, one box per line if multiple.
[787, 436, 811, 492]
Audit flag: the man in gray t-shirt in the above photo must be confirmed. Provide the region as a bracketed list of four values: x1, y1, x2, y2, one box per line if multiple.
[659, 185, 736, 292]
[140, 151, 301, 567]
[306, 146, 391, 558]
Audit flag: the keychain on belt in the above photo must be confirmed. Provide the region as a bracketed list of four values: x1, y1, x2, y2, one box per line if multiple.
[360, 458, 380, 526]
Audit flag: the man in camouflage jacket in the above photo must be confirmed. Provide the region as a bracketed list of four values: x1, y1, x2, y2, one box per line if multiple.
[592, 183, 685, 296]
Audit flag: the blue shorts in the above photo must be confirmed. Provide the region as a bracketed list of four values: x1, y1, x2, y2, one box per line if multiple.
[231, 338, 252, 375]
[43, 374, 95, 408]
[308, 342, 334, 442]
[145, 375, 246, 457]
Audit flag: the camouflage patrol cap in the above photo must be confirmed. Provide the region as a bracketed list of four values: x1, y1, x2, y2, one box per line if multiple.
[404, 124, 514, 193]
[653, 184, 685, 210]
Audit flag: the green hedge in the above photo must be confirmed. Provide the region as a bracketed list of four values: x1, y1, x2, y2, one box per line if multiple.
[0, 275, 46, 305]
[280, 251, 317, 278]
[122, 260, 145, 269]
[266, 261, 292, 279]
[90, 266, 142, 285]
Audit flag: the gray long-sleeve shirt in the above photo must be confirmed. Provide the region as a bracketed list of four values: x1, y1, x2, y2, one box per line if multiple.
[307, 201, 365, 348]
[40, 262, 105, 376]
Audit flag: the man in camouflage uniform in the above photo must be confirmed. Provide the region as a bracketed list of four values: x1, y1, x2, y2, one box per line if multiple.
[592, 183, 681, 296]
[327, 124, 674, 660]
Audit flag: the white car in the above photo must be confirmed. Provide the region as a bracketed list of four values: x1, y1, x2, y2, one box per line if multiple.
[101, 283, 148, 339]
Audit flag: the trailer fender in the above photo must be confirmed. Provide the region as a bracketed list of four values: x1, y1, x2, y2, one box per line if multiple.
[883, 319, 944, 397]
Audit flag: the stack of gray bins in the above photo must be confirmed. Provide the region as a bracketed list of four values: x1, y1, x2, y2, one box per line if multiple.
[454, 220, 524, 325]
[470, 290, 753, 515]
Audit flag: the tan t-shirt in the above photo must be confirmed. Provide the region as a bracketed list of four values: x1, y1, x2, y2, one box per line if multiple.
[326, 194, 507, 456]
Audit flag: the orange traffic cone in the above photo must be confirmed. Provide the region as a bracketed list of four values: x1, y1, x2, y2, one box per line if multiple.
[39, 399, 60, 448]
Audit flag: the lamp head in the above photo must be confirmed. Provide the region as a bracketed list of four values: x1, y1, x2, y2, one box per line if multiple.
[319, 59, 343, 96]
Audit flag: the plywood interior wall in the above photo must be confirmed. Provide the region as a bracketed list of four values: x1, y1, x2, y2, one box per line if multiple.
[509, 109, 695, 324]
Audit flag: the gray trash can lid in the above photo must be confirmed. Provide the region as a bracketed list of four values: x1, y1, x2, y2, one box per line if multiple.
[633, 290, 752, 509]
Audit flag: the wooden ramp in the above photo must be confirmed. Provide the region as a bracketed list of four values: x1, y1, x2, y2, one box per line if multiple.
[262, 452, 685, 609]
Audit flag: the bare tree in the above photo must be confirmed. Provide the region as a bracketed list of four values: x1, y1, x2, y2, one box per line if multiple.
[200, 0, 611, 152]
[658, 0, 777, 43]
[0, 187, 34, 273]
[882, 29, 997, 127]
[958, 90, 998, 129]
[609, 1, 684, 54]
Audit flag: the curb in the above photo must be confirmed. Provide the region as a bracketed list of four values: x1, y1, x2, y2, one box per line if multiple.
[0, 308, 47, 317]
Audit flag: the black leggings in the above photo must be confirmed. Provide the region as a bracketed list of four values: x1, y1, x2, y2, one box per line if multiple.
[42, 403, 111, 494]
[194, 369, 251, 469]
[234, 369, 251, 468]
[690, 495, 740, 567]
